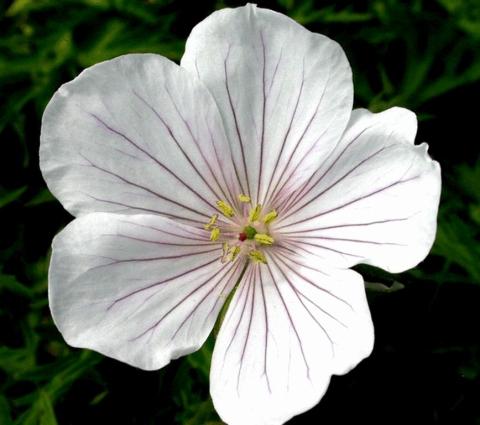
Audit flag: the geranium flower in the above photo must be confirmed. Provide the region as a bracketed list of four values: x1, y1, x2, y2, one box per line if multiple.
[40, 4, 441, 425]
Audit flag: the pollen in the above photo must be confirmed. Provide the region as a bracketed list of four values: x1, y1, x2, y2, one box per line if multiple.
[263, 209, 278, 224]
[229, 245, 241, 262]
[249, 250, 267, 264]
[204, 214, 218, 230]
[254, 233, 274, 245]
[212, 194, 278, 265]
[221, 242, 230, 263]
[248, 204, 262, 222]
[216, 200, 235, 218]
[210, 227, 220, 241]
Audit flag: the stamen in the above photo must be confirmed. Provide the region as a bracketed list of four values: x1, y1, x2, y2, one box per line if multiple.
[221, 242, 230, 263]
[204, 214, 218, 230]
[263, 209, 278, 224]
[229, 246, 241, 262]
[238, 194, 251, 203]
[210, 227, 220, 241]
[254, 233, 274, 245]
[249, 250, 267, 264]
[216, 200, 235, 218]
[248, 204, 262, 222]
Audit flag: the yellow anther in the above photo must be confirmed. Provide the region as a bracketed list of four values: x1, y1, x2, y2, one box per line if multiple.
[249, 250, 267, 264]
[263, 209, 278, 224]
[221, 242, 230, 263]
[204, 214, 218, 230]
[238, 194, 251, 203]
[210, 227, 220, 241]
[229, 246, 241, 262]
[254, 233, 274, 245]
[222, 242, 229, 255]
[216, 200, 235, 218]
[248, 204, 262, 222]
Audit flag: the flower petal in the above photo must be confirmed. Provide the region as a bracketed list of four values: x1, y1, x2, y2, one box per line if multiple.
[181, 4, 353, 206]
[49, 212, 243, 370]
[40, 54, 240, 225]
[210, 255, 373, 425]
[275, 107, 441, 273]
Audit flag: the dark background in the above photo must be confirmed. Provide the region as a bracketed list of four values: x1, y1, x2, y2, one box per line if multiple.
[1, 0, 479, 424]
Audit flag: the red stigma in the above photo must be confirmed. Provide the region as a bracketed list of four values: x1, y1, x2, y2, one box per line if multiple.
[238, 232, 247, 241]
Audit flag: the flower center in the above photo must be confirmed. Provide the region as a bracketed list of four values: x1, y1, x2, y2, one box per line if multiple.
[242, 225, 257, 240]
[203, 194, 278, 264]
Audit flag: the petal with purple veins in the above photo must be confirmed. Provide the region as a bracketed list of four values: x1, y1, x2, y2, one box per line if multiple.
[210, 255, 373, 425]
[40, 54, 240, 226]
[49, 212, 244, 370]
[275, 107, 441, 273]
[181, 4, 353, 206]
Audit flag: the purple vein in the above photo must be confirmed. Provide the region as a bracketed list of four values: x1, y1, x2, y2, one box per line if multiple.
[289, 235, 405, 247]
[206, 120, 244, 209]
[277, 176, 421, 229]
[274, 249, 353, 311]
[163, 85, 237, 208]
[280, 217, 410, 235]
[236, 268, 256, 395]
[223, 268, 254, 364]
[270, 254, 336, 352]
[278, 125, 374, 215]
[266, 261, 311, 380]
[134, 90, 227, 204]
[281, 144, 392, 221]
[80, 154, 209, 218]
[170, 262, 239, 340]
[266, 61, 333, 207]
[117, 220, 209, 242]
[283, 238, 363, 260]
[267, 45, 283, 95]
[82, 193, 204, 224]
[258, 268, 272, 393]
[130, 262, 230, 341]
[88, 112, 214, 210]
[256, 31, 268, 203]
[224, 46, 252, 198]
[262, 58, 306, 206]
[92, 246, 219, 271]
[202, 260, 243, 329]
[105, 233, 212, 247]
[107, 256, 219, 310]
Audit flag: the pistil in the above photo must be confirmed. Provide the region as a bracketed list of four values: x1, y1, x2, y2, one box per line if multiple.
[208, 195, 277, 265]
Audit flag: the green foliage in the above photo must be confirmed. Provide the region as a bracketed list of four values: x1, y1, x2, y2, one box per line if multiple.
[0, 0, 479, 424]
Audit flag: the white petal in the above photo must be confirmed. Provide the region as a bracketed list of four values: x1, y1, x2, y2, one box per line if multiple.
[181, 4, 353, 206]
[210, 255, 373, 425]
[49, 213, 243, 370]
[40, 54, 240, 225]
[275, 107, 441, 273]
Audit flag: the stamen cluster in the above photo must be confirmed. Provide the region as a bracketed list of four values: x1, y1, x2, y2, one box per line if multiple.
[203, 194, 278, 264]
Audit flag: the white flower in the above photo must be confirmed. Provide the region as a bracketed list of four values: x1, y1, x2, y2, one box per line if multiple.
[40, 4, 441, 425]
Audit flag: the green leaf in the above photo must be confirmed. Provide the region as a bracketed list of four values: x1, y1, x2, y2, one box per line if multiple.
[25, 189, 55, 207]
[0, 272, 33, 298]
[432, 216, 480, 282]
[0, 396, 13, 425]
[0, 186, 27, 208]
[17, 390, 58, 425]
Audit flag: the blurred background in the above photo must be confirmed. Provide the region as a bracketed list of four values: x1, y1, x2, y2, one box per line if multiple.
[1, 0, 479, 423]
